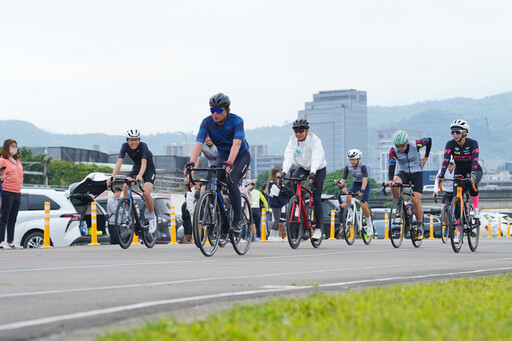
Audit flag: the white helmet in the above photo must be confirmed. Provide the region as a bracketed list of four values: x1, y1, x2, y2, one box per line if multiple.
[450, 119, 470, 132]
[347, 149, 363, 160]
[125, 129, 141, 138]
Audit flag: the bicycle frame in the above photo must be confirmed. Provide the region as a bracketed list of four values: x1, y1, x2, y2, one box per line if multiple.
[288, 179, 314, 232]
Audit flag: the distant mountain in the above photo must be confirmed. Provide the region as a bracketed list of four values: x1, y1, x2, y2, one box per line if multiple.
[2, 91, 511, 159]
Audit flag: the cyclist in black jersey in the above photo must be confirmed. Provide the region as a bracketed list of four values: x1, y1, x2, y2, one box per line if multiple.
[107, 129, 157, 233]
[438, 119, 482, 218]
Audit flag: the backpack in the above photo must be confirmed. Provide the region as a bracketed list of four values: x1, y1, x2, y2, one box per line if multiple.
[277, 185, 293, 207]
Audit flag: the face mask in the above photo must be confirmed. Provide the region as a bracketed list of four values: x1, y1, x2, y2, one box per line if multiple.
[10, 148, 17, 155]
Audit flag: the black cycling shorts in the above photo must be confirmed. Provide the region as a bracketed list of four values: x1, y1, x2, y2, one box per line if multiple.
[127, 166, 156, 184]
[396, 171, 424, 194]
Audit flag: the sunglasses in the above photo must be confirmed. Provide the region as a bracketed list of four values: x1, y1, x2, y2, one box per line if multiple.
[451, 130, 463, 136]
[395, 143, 407, 148]
[294, 128, 306, 134]
[210, 107, 224, 114]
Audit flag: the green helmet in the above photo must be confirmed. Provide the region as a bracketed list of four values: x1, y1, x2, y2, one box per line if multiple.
[393, 130, 408, 146]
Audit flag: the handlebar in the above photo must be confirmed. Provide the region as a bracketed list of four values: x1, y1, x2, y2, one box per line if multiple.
[185, 166, 232, 187]
[381, 182, 415, 197]
[438, 174, 477, 193]
[109, 177, 144, 193]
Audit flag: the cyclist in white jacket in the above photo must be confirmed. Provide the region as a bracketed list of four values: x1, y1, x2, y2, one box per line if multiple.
[282, 118, 327, 240]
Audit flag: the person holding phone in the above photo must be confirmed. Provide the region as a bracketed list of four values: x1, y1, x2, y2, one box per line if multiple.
[0, 139, 24, 250]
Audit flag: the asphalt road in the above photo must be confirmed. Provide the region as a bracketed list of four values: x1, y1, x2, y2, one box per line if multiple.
[1, 238, 511, 341]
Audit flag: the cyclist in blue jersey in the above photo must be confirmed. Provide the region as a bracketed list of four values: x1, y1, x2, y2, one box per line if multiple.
[107, 129, 157, 233]
[185, 93, 251, 235]
[386, 130, 432, 233]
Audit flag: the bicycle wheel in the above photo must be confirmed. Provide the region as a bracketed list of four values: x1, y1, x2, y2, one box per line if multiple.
[193, 192, 220, 257]
[449, 196, 463, 253]
[114, 198, 135, 249]
[285, 195, 304, 249]
[388, 199, 405, 248]
[362, 207, 374, 245]
[465, 202, 479, 252]
[230, 194, 253, 255]
[308, 200, 322, 248]
[440, 205, 450, 244]
[342, 204, 356, 245]
[140, 203, 157, 248]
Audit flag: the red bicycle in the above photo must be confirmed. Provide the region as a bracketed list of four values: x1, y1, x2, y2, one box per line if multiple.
[282, 175, 322, 249]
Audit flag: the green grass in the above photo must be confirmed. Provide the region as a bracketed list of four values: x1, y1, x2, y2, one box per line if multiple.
[97, 274, 512, 341]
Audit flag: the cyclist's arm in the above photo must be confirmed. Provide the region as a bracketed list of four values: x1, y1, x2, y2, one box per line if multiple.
[111, 158, 124, 179]
[416, 137, 432, 157]
[137, 158, 147, 181]
[310, 134, 326, 174]
[341, 166, 349, 181]
[226, 139, 242, 164]
[439, 141, 452, 178]
[361, 165, 369, 191]
[388, 148, 397, 181]
[470, 139, 480, 172]
[282, 136, 295, 174]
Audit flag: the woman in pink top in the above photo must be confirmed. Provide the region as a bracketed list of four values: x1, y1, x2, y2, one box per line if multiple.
[0, 139, 24, 250]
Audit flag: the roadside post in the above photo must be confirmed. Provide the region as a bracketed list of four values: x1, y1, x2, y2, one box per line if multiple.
[41, 202, 53, 248]
[169, 206, 177, 245]
[261, 209, 267, 242]
[429, 214, 434, 239]
[330, 210, 335, 239]
[88, 202, 100, 246]
[384, 213, 389, 239]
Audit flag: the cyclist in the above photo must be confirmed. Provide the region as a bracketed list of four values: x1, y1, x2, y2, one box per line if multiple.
[438, 119, 482, 218]
[386, 130, 432, 235]
[282, 118, 327, 240]
[336, 149, 374, 236]
[107, 129, 157, 233]
[185, 93, 251, 235]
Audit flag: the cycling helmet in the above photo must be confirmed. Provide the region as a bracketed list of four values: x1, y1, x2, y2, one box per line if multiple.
[393, 130, 408, 146]
[125, 129, 141, 138]
[450, 119, 470, 132]
[347, 149, 363, 159]
[292, 118, 310, 130]
[209, 93, 231, 108]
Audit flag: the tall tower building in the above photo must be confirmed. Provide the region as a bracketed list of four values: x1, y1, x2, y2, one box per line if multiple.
[298, 89, 368, 173]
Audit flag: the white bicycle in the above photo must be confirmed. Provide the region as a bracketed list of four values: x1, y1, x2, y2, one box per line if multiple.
[340, 191, 375, 245]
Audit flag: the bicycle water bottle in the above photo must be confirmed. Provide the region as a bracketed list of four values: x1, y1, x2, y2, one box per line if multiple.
[134, 201, 141, 217]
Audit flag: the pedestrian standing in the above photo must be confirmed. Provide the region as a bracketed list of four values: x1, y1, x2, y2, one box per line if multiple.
[0, 139, 24, 250]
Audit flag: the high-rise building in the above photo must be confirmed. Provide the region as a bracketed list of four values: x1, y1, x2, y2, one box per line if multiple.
[298, 89, 368, 173]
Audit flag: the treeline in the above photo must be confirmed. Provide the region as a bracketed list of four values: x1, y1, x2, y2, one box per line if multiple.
[19, 147, 112, 187]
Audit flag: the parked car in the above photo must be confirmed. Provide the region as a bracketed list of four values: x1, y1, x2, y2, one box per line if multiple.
[480, 212, 510, 237]
[13, 187, 82, 248]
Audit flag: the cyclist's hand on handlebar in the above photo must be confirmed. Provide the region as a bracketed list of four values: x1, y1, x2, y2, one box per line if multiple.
[307, 172, 316, 184]
[470, 171, 477, 182]
[386, 180, 394, 187]
[433, 191, 438, 200]
[281, 172, 286, 179]
[223, 161, 234, 174]
[136, 174, 143, 182]
[106, 176, 115, 186]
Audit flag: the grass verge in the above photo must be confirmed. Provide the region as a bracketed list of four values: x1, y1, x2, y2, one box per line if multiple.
[97, 274, 512, 340]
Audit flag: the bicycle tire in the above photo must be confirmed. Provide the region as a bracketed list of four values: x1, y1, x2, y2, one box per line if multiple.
[388, 199, 404, 248]
[230, 194, 253, 255]
[308, 199, 322, 248]
[362, 207, 374, 245]
[449, 196, 463, 253]
[285, 195, 304, 249]
[342, 203, 356, 245]
[114, 198, 135, 249]
[440, 205, 450, 244]
[193, 192, 220, 257]
[465, 202, 479, 252]
[140, 203, 157, 248]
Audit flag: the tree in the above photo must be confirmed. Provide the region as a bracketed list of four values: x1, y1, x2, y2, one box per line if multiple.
[18, 147, 51, 185]
[47, 161, 112, 187]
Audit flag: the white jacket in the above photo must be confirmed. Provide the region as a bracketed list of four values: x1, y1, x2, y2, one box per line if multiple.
[282, 132, 327, 174]
[434, 168, 455, 194]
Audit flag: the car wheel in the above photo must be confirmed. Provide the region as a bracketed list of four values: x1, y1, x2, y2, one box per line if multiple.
[23, 231, 50, 248]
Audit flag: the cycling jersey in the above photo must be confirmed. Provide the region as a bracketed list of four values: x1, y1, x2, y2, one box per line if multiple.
[282, 132, 327, 174]
[118, 142, 154, 168]
[439, 138, 481, 178]
[343, 163, 368, 183]
[388, 137, 431, 180]
[196, 113, 249, 160]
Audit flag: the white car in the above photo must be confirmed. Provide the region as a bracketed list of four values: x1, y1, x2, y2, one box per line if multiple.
[13, 187, 82, 248]
[480, 212, 510, 237]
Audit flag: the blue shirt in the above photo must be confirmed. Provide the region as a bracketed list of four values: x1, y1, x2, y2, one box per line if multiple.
[196, 113, 250, 160]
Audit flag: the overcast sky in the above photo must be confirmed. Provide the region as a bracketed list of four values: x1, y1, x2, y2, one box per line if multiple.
[1, 0, 511, 135]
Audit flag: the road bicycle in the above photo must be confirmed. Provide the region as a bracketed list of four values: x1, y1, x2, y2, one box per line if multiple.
[187, 167, 252, 257]
[382, 182, 423, 248]
[112, 178, 157, 249]
[440, 175, 480, 253]
[336, 182, 375, 246]
[282, 175, 322, 249]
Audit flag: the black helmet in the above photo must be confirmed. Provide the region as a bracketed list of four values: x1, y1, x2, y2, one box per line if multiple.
[292, 118, 310, 130]
[209, 93, 231, 108]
